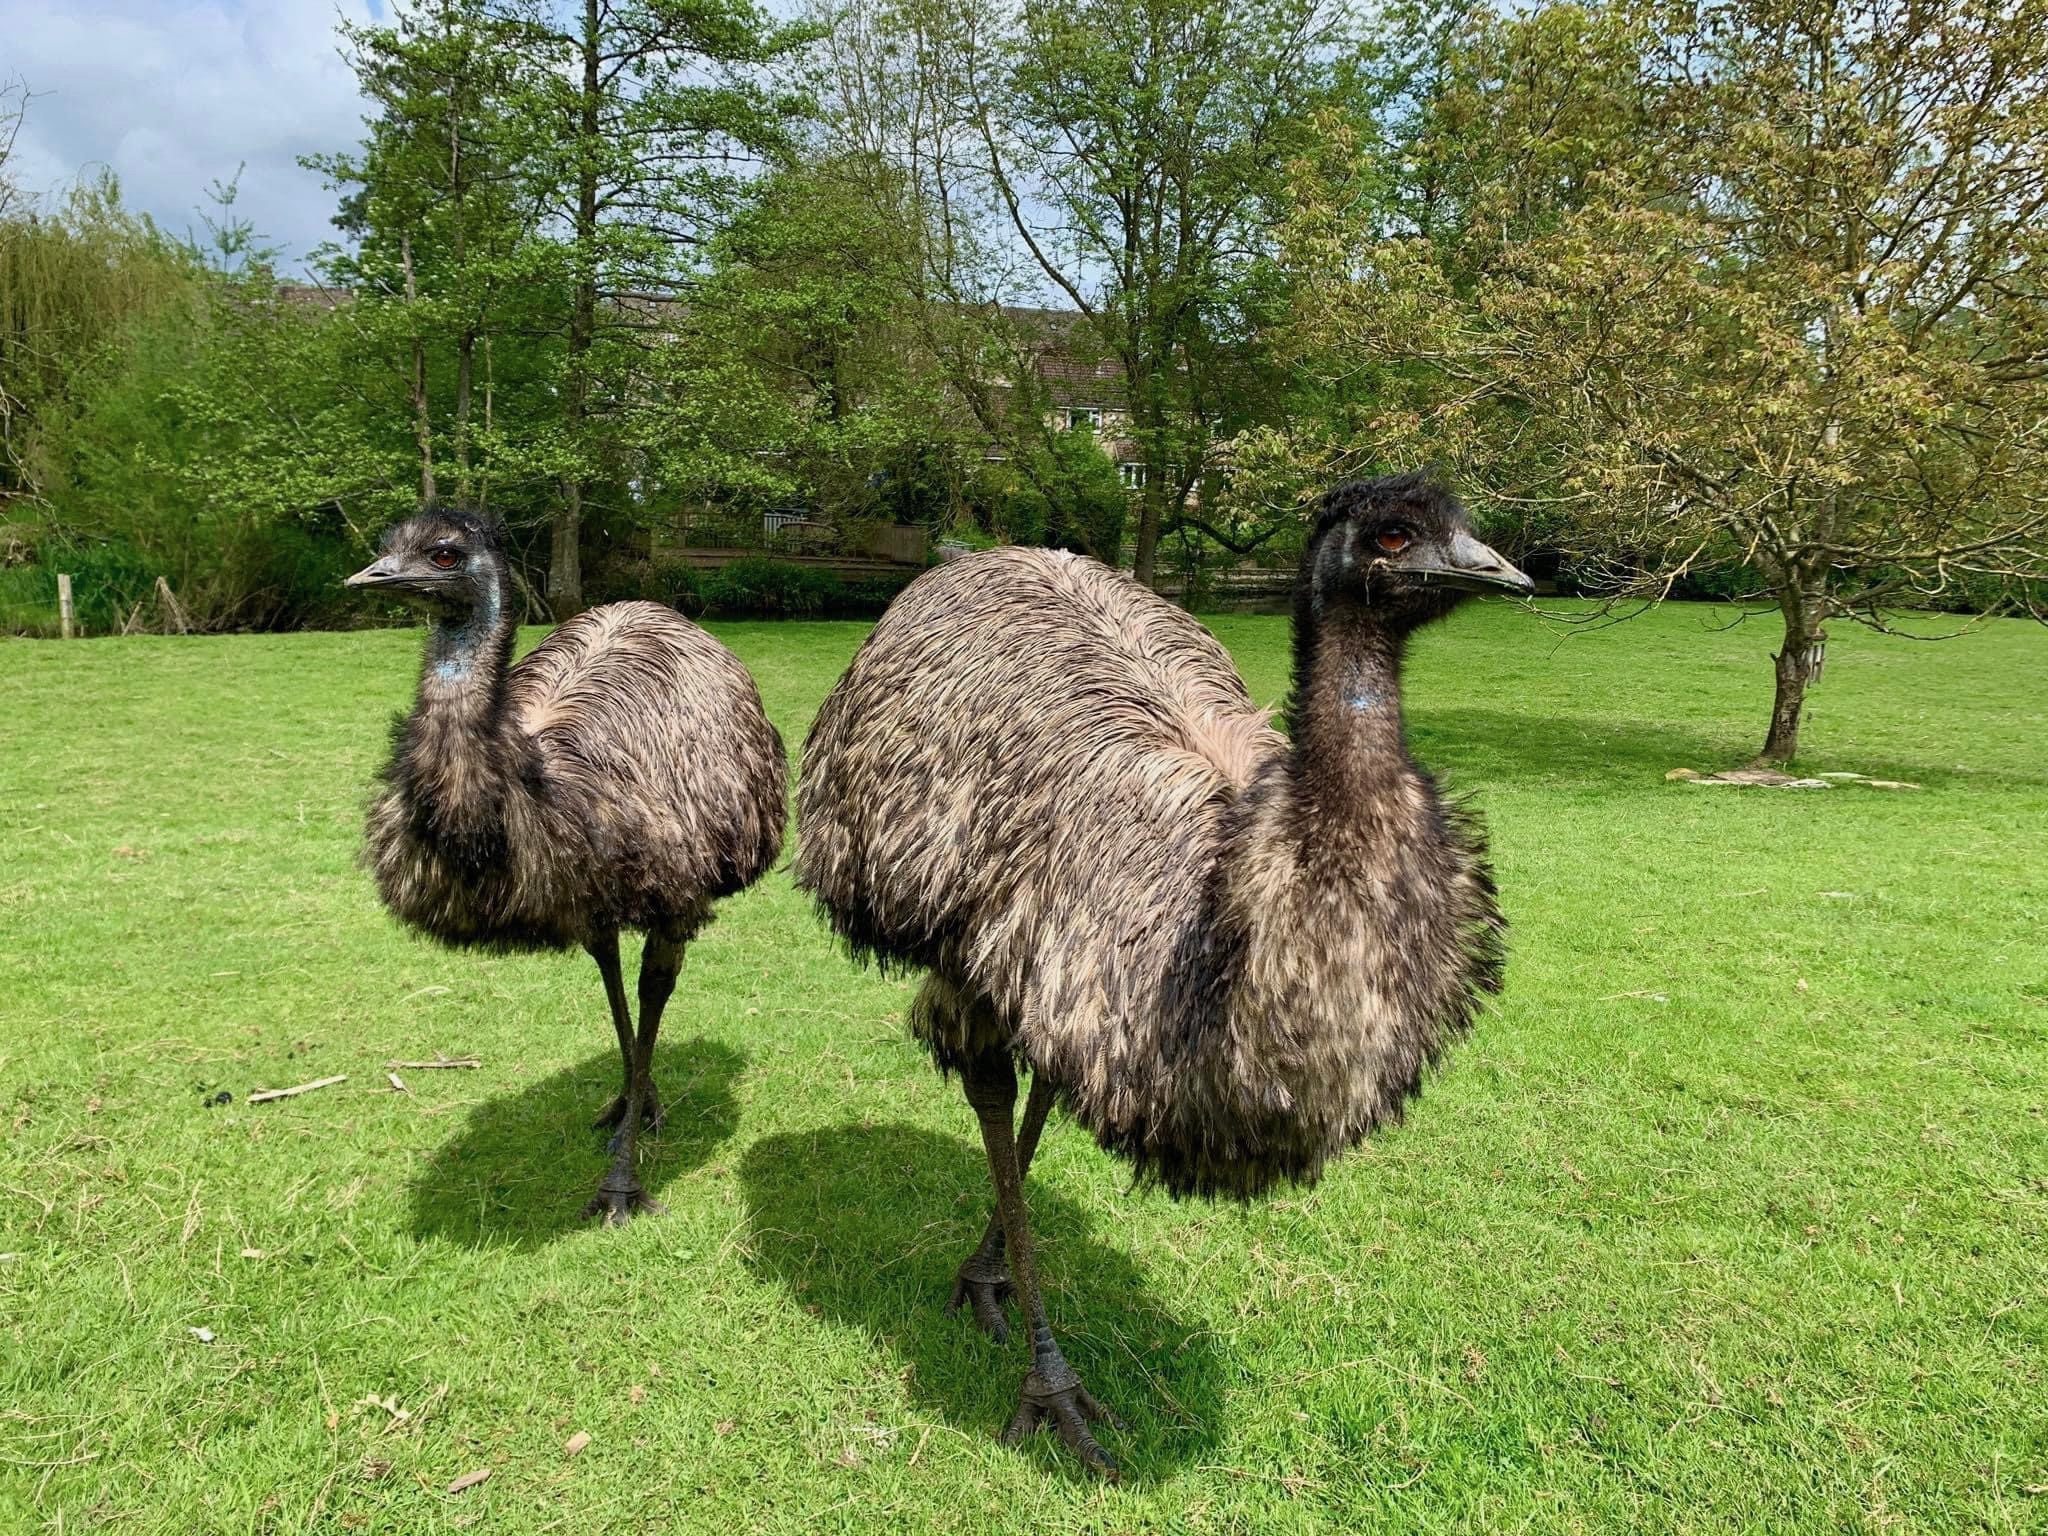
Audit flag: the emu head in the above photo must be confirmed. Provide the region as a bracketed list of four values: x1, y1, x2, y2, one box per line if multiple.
[1302, 471, 1532, 631]
[346, 505, 506, 617]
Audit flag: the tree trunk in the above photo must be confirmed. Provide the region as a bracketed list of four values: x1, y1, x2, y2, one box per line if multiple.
[454, 331, 474, 502]
[448, 44, 471, 505]
[478, 333, 494, 513]
[1131, 477, 1165, 588]
[400, 233, 436, 504]
[549, 478, 582, 618]
[1757, 587, 1827, 765]
[549, 0, 602, 616]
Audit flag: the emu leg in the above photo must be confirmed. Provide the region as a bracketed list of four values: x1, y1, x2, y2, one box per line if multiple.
[960, 1051, 1118, 1479]
[948, 1070, 1055, 1341]
[587, 929, 663, 1151]
[584, 932, 680, 1226]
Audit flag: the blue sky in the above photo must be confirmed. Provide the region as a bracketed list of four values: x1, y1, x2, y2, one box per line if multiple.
[2, 0, 383, 269]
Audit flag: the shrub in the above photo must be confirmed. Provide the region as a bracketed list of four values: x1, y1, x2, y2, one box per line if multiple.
[698, 557, 841, 618]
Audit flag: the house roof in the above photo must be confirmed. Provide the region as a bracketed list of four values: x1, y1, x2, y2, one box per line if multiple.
[1000, 304, 1125, 409]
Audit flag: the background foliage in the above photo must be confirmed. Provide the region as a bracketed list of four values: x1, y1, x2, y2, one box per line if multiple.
[2, 0, 2044, 755]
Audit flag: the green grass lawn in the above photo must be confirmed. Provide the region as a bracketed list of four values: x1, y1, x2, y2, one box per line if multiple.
[2, 601, 2044, 1534]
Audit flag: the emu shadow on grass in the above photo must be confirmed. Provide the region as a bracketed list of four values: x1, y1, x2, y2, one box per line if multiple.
[739, 1124, 1225, 1483]
[407, 1037, 744, 1251]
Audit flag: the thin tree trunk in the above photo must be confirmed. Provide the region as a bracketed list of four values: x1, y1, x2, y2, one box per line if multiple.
[448, 36, 472, 505]
[1132, 475, 1165, 588]
[400, 232, 436, 505]
[549, 0, 601, 617]
[479, 333, 494, 514]
[1757, 584, 1827, 765]
[1128, 384, 1167, 586]
[454, 330, 474, 501]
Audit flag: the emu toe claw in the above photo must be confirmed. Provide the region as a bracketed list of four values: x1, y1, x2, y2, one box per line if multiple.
[581, 1179, 664, 1227]
[592, 1087, 664, 1154]
[1002, 1369, 1120, 1480]
[946, 1256, 1016, 1342]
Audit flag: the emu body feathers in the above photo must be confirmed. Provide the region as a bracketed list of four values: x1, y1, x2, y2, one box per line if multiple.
[796, 542, 1506, 1200]
[367, 599, 786, 952]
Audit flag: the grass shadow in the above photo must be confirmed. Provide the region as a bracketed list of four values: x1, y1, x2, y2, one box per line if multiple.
[1415, 707, 1748, 788]
[1422, 704, 2048, 791]
[406, 1036, 745, 1251]
[739, 1122, 1224, 1484]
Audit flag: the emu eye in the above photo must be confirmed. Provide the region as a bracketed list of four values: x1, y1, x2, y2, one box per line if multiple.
[1376, 527, 1412, 554]
[428, 548, 462, 571]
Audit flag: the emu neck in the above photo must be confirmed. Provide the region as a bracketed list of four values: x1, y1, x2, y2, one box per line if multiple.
[405, 564, 521, 835]
[1288, 605, 1416, 835]
[418, 566, 514, 722]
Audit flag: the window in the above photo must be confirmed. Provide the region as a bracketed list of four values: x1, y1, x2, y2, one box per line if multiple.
[1118, 462, 1146, 489]
[1066, 406, 1100, 432]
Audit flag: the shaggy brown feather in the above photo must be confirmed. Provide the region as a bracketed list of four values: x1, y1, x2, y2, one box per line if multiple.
[796, 474, 1513, 1201]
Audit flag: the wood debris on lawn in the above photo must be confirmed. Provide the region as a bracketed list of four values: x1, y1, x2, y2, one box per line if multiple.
[387, 1072, 407, 1093]
[188, 1326, 215, 1343]
[384, 1055, 481, 1070]
[1667, 767, 1830, 788]
[446, 1468, 491, 1494]
[563, 1431, 591, 1458]
[248, 1075, 347, 1104]
[1668, 767, 1920, 790]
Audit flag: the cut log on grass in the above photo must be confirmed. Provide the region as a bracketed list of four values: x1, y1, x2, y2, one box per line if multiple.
[247, 1074, 347, 1103]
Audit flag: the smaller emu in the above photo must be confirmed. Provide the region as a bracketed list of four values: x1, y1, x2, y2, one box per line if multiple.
[796, 472, 1531, 1476]
[347, 508, 785, 1224]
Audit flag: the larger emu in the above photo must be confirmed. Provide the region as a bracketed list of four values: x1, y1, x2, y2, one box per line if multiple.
[796, 472, 1530, 1475]
[347, 507, 785, 1224]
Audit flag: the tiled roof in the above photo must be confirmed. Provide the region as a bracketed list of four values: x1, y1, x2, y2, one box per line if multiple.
[1000, 305, 1124, 408]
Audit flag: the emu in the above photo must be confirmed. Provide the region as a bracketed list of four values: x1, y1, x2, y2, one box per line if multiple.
[346, 507, 786, 1224]
[795, 472, 1530, 1475]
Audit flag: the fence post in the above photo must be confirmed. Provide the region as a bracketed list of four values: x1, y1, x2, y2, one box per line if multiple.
[57, 574, 75, 640]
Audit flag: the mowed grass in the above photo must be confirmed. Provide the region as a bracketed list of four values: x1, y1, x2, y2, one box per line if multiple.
[2, 600, 2044, 1535]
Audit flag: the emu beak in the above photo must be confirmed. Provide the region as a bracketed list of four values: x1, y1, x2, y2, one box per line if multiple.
[1420, 532, 1534, 596]
[345, 556, 403, 589]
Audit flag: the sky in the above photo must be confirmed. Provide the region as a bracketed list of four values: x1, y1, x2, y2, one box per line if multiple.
[2, 0, 384, 270]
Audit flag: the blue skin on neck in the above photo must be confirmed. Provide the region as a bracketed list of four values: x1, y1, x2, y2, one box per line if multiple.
[428, 578, 501, 682]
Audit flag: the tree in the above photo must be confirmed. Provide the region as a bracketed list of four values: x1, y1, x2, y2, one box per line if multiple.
[311, 0, 556, 511]
[836, 0, 1333, 586]
[0, 170, 196, 501]
[651, 154, 970, 529]
[493, 0, 812, 613]
[1287, 0, 2048, 762]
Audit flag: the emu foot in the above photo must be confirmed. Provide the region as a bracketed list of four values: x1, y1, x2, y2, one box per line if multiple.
[946, 1254, 1015, 1342]
[1002, 1367, 1120, 1480]
[581, 1174, 664, 1227]
[592, 1085, 664, 1154]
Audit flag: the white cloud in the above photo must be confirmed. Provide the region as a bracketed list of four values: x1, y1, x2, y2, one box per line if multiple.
[2, 0, 378, 269]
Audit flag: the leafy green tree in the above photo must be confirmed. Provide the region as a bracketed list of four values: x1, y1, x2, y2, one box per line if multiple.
[645, 154, 971, 531]
[312, 1, 558, 509]
[828, 0, 1332, 584]
[0, 170, 195, 501]
[475, 0, 813, 612]
[962, 0, 1335, 585]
